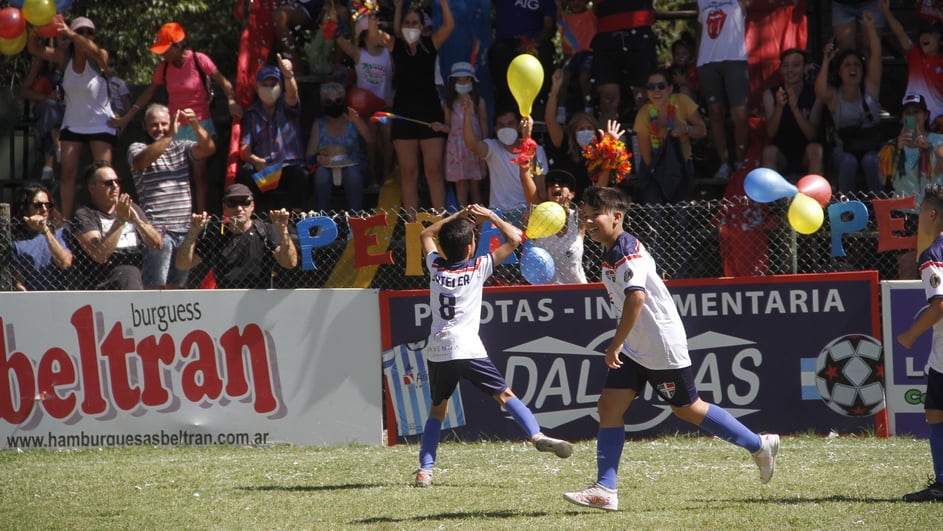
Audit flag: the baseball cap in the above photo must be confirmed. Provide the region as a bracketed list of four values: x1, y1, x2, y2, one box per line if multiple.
[150, 22, 186, 55]
[222, 184, 253, 200]
[449, 61, 478, 81]
[70, 17, 95, 32]
[256, 65, 282, 82]
[902, 93, 928, 111]
[545, 169, 576, 190]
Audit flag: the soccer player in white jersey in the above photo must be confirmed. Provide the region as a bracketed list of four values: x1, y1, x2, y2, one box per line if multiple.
[897, 183, 943, 502]
[563, 187, 779, 511]
[414, 204, 573, 488]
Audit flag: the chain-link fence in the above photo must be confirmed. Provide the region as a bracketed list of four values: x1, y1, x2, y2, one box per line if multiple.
[1, 191, 911, 291]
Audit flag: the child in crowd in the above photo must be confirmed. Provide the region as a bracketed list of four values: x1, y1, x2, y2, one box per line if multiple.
[563, 186, 779, 511]
[523, 169, 587, 284]
[415, 204, 573, 488]
[440, 62, 488, 207]
[555, 0, 596, 121]
[896, 183, 943, 503]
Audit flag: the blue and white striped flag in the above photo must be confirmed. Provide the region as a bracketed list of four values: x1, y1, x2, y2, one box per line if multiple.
[382, 341, 466, 436]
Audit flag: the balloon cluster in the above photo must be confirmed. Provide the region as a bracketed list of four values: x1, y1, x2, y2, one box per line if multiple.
[518, 201, 567, 284]
[744, 168, 832, 234]
[0, 0, 70, 56]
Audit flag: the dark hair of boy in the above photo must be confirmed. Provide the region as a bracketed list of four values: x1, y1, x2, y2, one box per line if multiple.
[437, 217, 475, 261]
[582, 185, 631, 215]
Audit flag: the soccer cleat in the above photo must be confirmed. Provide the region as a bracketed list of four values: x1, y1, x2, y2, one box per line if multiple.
[534, 435, 573, 458]
[903, 477, 943, 502]
[563, 483, 618, 511]
[414, 468, 433, 488]
[752, 433, 780, 484]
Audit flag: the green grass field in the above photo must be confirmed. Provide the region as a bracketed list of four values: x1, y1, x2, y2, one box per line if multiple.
[2, 434, 942, 529]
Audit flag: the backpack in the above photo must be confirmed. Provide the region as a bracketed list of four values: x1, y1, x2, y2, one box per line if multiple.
[162, 51, 215, 105]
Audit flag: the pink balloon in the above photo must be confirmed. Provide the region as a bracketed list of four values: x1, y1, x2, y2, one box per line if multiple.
[797, 174, 832, 208]
[0, 7, 26, 40]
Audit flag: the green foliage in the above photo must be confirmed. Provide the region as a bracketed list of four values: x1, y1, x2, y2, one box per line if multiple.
[2, 435, 943, 528]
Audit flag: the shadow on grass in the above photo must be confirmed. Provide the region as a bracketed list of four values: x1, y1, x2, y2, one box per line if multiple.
[723, 494, 903, 504]
[351, 510, 549, 524]
[236, 484, 381, 492]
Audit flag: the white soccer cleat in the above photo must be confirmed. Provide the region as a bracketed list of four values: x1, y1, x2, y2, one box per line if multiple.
[752, 433, 780, 484]
[414, 468, 433, 488]
[534, 435, 573, 458]
[563, 483, 619, 511]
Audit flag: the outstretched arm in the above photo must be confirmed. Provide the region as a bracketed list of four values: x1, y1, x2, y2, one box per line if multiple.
[469, 204, 521, 264]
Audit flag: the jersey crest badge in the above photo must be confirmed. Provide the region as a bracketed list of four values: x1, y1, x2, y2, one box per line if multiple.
[657, 381, 676, 399]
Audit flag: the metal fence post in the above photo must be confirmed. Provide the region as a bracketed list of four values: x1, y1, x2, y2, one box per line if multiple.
[0, 203, 11, 291]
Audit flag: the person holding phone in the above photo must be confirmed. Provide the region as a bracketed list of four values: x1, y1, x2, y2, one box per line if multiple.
[888, 93, 943, 206]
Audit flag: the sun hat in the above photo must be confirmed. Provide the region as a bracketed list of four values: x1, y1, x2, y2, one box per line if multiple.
[449, 61, 478, 81]
[70, 17, 95, 32]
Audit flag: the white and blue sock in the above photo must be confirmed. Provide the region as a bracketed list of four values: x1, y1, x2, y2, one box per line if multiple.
[418, 417, 442, 470]
[699, 404, 762, 453]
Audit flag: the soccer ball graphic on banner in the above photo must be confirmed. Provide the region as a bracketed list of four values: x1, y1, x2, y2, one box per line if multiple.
[814, 334, 885, 417]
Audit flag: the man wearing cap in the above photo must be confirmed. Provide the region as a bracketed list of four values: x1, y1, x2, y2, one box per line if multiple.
[175, 184, 298, 289]
[129, 104, 216, 288]
[111, 22, 241, 212]
[71, 162, 163, 290]
[237, 55, 307, 212]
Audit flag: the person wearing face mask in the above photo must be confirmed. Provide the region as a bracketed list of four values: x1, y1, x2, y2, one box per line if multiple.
[372, 0, 454, 219]
[306, 83, 375, 213]
[434, 62, 489, 208]
[545, 68, 599, 201]
[464, 104, 549, 218]
[237, 58, 308, 212]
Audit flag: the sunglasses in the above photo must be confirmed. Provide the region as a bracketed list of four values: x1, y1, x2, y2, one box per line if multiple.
[645, 82, 668, 91]
[224, 198, 253, 208]
[31, 201, 53, 210]
[324, 98, 344, 106]
[76, 29, 95, 37]
[99, 179, 119, 188]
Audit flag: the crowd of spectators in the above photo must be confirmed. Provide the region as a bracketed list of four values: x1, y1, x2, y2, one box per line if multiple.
[10, 1, 943, 291]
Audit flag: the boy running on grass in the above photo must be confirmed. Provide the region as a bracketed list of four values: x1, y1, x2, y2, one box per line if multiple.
[563, 186, 779, 511]
[896, 183, 943, 502]
[414, 204, 573, 487]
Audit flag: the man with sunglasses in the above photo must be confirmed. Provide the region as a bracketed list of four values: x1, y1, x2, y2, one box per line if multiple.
[71, 162, 163, 290]
[237, 57, 307, 212]
[129, 104, 216, 289]
[175, 184, 298, 289]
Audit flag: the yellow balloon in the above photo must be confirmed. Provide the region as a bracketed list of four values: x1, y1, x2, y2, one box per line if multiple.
[22, 0, 55, 27]
[507, 54, 543, 117]
[787, 193, 824, 235]
[0, 31, 26, 56]
[527, 201, 566, 239]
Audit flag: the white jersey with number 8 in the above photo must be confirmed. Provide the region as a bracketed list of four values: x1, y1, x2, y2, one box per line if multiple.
[425, 251, 494, 362]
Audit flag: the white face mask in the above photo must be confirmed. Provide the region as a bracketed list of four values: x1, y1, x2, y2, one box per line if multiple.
[496, 127, 518, 146]
[575, 130, 595, 148]
[402, 28, 421, 44]
[257, 84, 282, 105]
[454, 82, 473, 95]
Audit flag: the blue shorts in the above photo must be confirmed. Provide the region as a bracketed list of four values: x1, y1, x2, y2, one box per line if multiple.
[565, 51, 593, 74]
[428, 358, 509, 405]
[832, 1, 886, 28]
[926, 368, 943, 411]
[604, 355, 700, 407]
[142, 230, 191, 288]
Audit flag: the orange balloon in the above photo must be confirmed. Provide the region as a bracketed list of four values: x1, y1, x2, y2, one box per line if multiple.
[347, 88, 385, 118]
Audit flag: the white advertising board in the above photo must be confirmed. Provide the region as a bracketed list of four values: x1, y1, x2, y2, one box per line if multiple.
[0, 289, 382, 449]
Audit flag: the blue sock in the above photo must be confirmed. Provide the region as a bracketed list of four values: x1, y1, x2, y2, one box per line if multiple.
[699, 404, 762, 453]
[505, 397, 541, 438]
[596, 427, 625, 490]
[419, 417, 441, 470]
[930, 422, 943, 484]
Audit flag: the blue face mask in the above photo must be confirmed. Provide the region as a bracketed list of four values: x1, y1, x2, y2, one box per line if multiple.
[455, 83, 473, 95]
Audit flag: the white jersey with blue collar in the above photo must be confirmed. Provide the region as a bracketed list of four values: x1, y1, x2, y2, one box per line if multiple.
[919, 235, 943, 374]
[600, 231, 691, 370]
[425, 251, 494, 362]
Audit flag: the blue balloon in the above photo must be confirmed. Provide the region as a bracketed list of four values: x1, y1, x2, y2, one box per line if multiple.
[55, 0, 72, 13]
[520, 245, 555, 285]
[9, 0, 25, 8]
[744, 167, 798, 203]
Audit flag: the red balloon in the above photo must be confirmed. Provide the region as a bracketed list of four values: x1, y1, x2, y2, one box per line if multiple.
[0, 7, 26, 40]
[347, 87, 386, 118]
[796, 174, 832, 208]
[34, 13, 63, 39]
